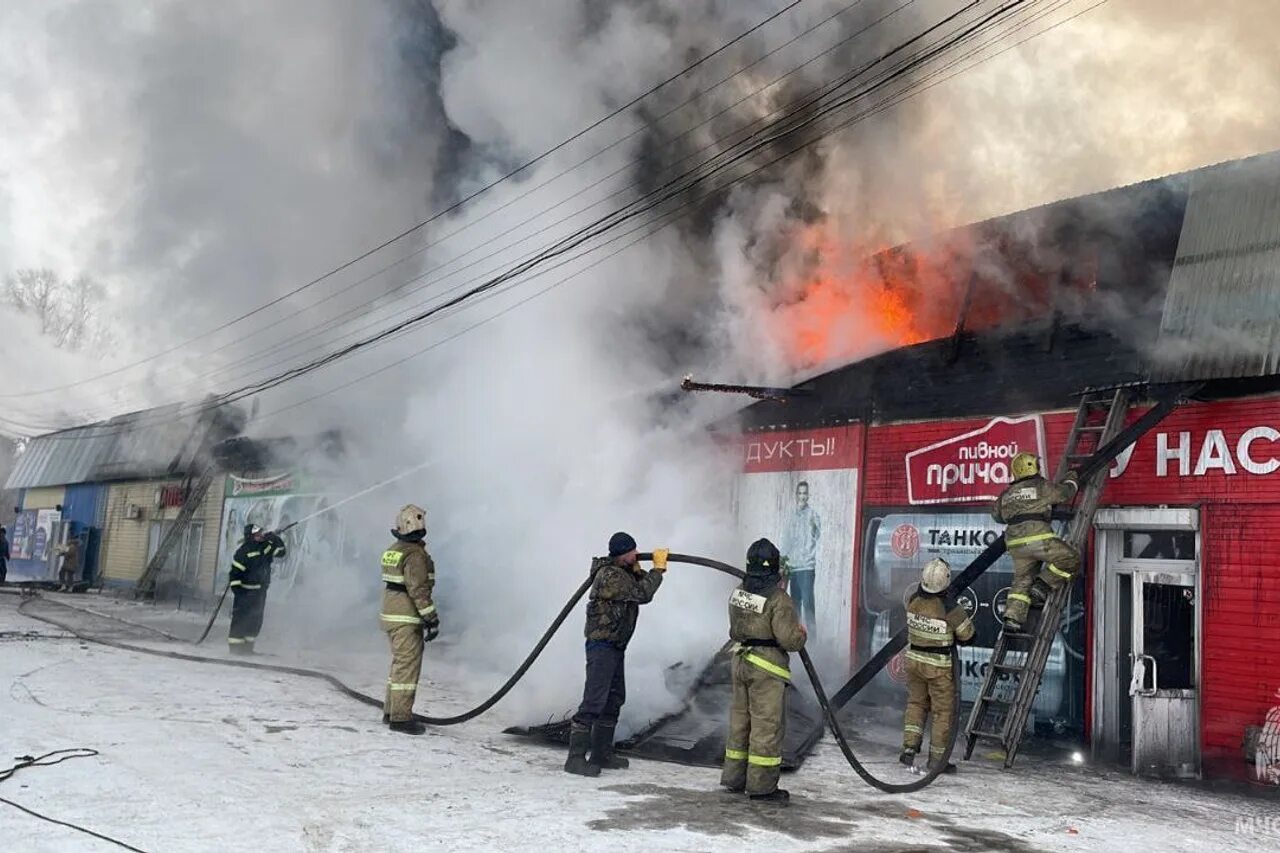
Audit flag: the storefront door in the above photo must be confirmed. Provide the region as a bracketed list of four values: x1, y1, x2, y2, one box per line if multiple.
[1092, 508, 1201, 778]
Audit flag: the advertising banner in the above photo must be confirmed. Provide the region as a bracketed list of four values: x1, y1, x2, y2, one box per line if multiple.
[10, 509, 37, 561]
[859, 508, 1082, 729]
[214, 474, 345, 596]
[732, 425, 863, 671]
[905, 415, 1046, 505]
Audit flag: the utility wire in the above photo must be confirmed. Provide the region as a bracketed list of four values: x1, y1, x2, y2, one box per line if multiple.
[249, 0, 1107, 427]
[133, 0, 918, 401]
[13, 0, 1046, 439]
[15, 0, 1089, 440]
[0, 0, 813, 401]
[6, 0, 995, 434]
[36, 0, 998, 432]
[7, 0, 894, 417]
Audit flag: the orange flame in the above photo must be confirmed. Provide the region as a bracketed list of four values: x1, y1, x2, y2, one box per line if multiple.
[777, 224, 968, 369]
[773, 221, 1095, 371]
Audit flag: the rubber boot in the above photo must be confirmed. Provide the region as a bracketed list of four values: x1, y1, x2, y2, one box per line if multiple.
[389, 719, 427, 736]
[1029, 577, 1052, 609]
[564, 724, 601, 777]
[382, 713, 390, 725]
[899, 748, 917, 768]
[750, 789, 790, 804]
[229, 643, 251, 656]
[589, 723, 629, 770]
[929, 761, 958, 775]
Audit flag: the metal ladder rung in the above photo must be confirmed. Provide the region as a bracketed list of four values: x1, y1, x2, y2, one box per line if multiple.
[990, 662, 1024, 673]
[969, 729, 1006, 741]
[1000, 631, 1035, 641]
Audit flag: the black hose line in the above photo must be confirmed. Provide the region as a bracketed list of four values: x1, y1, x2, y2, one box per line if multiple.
[643, 553, 960, 794]
[20, 556, 951, 793]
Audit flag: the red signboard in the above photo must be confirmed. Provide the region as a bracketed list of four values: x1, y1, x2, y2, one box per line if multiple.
[904, 415, 1046, 505]
[740, 425, 862, 473]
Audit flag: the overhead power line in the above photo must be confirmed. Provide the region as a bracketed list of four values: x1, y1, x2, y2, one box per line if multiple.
[17, 0, 1104, 441]
[0, 0, 813, 402]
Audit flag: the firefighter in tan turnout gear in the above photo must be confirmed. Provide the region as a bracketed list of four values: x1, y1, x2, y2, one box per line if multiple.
[900, 558, 974, 773]
[720, 538, 807, 804]
[992, 452, 1081, 632]
[380, 504, 438, 736]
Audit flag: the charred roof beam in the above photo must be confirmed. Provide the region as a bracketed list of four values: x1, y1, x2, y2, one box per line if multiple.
[680, 374, 815, 404]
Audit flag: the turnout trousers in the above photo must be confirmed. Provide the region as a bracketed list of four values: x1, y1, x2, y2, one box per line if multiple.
[1004, 534, 1080, 626]
[721, 654, 788, 795]
[229, 587, 266, 648]
[574, 641, 627, 726]
[902, 657, 957, 765]
[383, 623, 424, 722]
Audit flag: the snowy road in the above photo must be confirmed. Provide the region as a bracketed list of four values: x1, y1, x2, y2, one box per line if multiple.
[1, 592, 1276, 853]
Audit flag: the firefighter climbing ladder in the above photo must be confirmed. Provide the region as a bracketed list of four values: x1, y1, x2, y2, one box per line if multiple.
[963, 387, 1131, 768]
[133, 467, 217, 599]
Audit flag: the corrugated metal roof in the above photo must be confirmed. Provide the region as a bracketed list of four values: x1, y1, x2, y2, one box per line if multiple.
[5, 405, 209, 490]
[1151, 152, 1280, 382]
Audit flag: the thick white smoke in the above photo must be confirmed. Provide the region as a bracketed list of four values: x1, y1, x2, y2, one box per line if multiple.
[4, 0, 1280, 729]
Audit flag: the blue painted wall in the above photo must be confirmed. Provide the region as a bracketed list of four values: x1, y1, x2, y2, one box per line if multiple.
[62, 483, 106, 582]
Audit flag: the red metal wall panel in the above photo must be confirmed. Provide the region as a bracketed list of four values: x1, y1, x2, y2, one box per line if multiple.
[855, 394, 1280, 780]
[1201, 503, 1280, 780]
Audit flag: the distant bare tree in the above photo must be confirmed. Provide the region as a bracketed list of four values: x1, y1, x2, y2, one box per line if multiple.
[4, 268, 111, 351]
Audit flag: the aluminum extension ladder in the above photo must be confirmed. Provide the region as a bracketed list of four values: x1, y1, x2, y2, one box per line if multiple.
[962, 387, 1131, 768]
[134, 467, 218, 599]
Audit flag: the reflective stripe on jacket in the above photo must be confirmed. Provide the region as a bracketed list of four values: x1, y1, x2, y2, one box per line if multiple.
[380, 540, 436, 629]
[905, 587, 975, 668]
[727, 585, 806, 681]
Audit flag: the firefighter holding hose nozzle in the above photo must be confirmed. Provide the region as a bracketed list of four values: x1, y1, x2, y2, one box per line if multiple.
[992, 452, 1081, 632]
[228, 524, 287, 654]
[720, 538, 807, 804]
[564, 532, 668, 777]
[900, 558, 974, 774]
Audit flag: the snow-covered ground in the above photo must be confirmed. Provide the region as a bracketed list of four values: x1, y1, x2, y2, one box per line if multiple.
[2, 590, 1277, 853]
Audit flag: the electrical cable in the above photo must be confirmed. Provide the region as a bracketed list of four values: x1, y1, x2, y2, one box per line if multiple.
[0, 0, 815, 401]
[10, 0, 1095, 440]
[105, 0, 892, 398]
[20, 0, 1049, 439]
[0, 749, 152, 853]
[8, 0, 920, 420]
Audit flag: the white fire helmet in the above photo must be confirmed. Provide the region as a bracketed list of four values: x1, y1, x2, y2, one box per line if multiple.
[396, 504, 427, 536]
[921, 557, 951, 594]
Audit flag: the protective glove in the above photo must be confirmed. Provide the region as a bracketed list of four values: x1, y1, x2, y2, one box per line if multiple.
[651, 548, 669, 572]
[423, 615, 440, 643]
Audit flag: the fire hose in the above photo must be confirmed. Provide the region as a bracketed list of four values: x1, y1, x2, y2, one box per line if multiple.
[11, 384, 1200, 805]
[17, 553, 955, 794]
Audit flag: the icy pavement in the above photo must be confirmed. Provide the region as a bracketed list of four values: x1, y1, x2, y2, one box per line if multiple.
[2, 592, 1277, 853]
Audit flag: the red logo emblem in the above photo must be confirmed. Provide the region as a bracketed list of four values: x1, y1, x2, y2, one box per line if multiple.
[888, 652, 907, 684]
[890, 524, 919, 559]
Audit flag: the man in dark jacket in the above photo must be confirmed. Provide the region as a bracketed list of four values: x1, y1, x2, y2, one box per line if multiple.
[564, 532, 668, 777]
[228, 524, 287, 654]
